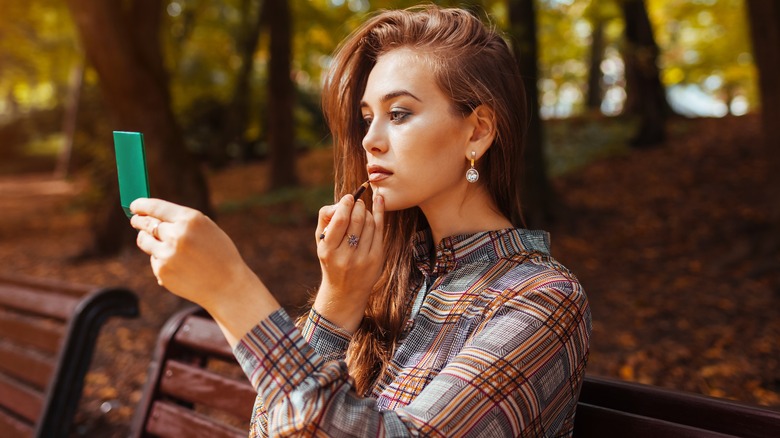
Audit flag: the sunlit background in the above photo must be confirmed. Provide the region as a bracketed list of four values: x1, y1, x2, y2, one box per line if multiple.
[0, 0, 756, 162]
[1, 1, 778, 436]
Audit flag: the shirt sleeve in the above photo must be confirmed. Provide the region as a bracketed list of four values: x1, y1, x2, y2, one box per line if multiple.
[233, 282, 590, 437]
[299, 308, 351, 362]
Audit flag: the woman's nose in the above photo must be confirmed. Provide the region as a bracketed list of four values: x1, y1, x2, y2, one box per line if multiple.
[362, 121, 387, 154]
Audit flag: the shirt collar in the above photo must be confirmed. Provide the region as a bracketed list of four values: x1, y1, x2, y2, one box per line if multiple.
[412, 228, 551, 276]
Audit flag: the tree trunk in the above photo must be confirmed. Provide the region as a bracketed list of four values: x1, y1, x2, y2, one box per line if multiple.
[229, 0, 265, 163]
[745, 0, 780, 251]
[621, 0, 667, 148]
[508, 0, 553, 228]
[55, 60, 85, 179]
[66, 0, 212, 256]
[266, 0, 298, 189]
[586, 18, 605, 111]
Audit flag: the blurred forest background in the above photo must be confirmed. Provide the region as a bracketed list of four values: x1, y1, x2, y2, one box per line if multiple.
[1, 0, 779, 436]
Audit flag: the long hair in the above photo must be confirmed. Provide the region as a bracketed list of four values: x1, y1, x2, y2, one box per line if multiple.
[318, 5, 528, 395]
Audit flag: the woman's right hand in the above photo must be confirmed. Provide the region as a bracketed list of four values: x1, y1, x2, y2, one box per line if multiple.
[313, 192, 385, 333]
[129, 198, 279, 347]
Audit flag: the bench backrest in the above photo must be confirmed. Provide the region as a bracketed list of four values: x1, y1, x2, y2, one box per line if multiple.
[130, 306, 256, 438]
[575, 375, 780, 437]
[0, 274, 139, 438]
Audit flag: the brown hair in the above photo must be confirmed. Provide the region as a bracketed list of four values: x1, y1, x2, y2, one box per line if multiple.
[319, 5, 528, 395]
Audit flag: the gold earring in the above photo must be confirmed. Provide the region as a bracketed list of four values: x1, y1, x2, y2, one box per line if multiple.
[466, 151, 479, 183]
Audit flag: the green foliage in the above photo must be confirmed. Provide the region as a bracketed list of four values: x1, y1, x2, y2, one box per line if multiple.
[0, 0, 761, 172]
[647, 0, 756, 106]
[0, 0, 80, 115]
[533, 0, 756, 117]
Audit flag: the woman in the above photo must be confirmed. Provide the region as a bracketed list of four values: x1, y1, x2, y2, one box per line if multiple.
[131, 5, 591, 437]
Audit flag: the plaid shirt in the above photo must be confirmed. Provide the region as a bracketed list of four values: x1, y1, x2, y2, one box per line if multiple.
[234, 228, 591, 437]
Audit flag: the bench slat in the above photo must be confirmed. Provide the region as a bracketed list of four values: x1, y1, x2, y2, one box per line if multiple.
[0, 373, 44, 423]
[0, 312, 63, 354]
[579, 376, 780, 438]
[146, 401, 247, 438]
[0, 342, 53, 389]
[159, 359, 256, 417]
[574, 402, 739, 438]
[0, 286, 78, 321]
[0, 274, 92, 298]
[174, 315, 234, 358]
[0, 408, 34, 438]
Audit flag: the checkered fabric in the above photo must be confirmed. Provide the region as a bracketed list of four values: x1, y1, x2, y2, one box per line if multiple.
[234, 228, 591, 437]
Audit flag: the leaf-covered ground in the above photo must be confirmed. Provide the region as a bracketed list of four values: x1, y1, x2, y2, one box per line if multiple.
[0, 115, 777, 437]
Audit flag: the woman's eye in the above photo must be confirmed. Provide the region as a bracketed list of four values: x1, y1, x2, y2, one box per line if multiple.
[362, 115, 373, 128]
[389, 110, 410, 123]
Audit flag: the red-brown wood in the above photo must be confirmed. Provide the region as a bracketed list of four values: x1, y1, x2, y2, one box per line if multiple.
[576, 376, 780, 438]
[574, 403, 737, 438]
[159, 359, 256, 417]
[0, 275, 139, 438]
[0, 373, 44, 422]
[174, 315, 234, 358]
[145, 401, 246, 438]
[0, 342, 53, 389]
[0, 409, 34, 438]
[0, 286, 78, 321]
[131, 307, 256, 438]
[0, 312, 63, 354]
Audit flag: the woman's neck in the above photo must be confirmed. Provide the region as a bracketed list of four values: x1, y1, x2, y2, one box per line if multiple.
[420, 185, 513, 245]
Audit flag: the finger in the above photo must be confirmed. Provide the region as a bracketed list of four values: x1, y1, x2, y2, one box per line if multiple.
[130, 215, 163, 238]
[320, 195, 353, 245]
[371, 193, 385, 251]
[356, 208, 375, 257]
[130, 198, 193, 222]
[316, 204, 338, 242]
[341, 199, 366, 250]
[150, 255, 165, 286]
[136, 228, 166, 256]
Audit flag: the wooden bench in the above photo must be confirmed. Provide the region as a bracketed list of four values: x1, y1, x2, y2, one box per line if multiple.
[0, 274, 139, 438]
[574, 374, 780, 437]
[130, 306, 255, 438]
[134, 307, 780, 437]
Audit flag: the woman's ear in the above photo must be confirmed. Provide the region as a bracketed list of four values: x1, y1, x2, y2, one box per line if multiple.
[466, 104, 497, 159]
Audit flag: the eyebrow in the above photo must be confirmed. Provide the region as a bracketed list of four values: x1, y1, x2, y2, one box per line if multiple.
[360, 90, 422, 108]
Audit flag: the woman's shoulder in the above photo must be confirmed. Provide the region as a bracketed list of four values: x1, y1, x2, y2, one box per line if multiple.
[495, 247, 586, 302]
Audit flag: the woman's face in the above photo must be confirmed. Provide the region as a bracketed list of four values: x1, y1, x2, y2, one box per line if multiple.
[360, 48, 474, 213]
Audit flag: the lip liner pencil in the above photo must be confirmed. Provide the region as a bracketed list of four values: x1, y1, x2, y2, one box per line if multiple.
[351, 180, 369, 200]
[319, 180, 370, 240]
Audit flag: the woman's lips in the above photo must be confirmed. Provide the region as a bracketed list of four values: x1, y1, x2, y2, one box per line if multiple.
[369, 173, 390, 182]
[367, 165, 392, 182]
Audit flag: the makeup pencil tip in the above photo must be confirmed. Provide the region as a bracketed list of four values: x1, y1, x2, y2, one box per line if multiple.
[352, 180, 370, 200]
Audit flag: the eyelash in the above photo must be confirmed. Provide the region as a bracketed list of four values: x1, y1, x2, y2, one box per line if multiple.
[389, 110, 410, 123]
[362, 109, 411, 128]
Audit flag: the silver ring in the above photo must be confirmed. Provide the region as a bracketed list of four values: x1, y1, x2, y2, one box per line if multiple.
[151, 222, 161, 240]
[347, 234, 359, 248]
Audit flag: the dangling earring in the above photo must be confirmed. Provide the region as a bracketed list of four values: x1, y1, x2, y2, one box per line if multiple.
[466, 151, 479, 183]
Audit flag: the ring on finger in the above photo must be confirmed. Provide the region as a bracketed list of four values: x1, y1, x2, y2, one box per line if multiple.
[347, 234, 359, 248]
[151, 221, 161, 240]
